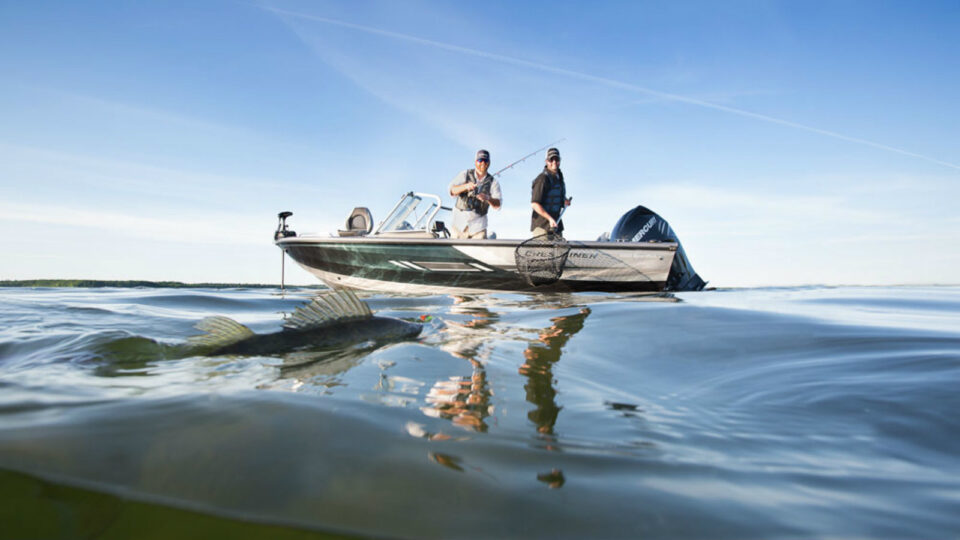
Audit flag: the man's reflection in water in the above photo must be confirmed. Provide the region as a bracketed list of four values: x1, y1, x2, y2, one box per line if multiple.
[521, 307, 590, 489]
[519, 307, 591, 437]
[421, 297, 495, 432]
[422, 358, 491, 431]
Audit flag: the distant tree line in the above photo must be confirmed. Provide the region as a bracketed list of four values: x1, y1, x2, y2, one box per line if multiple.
[0, 280, 322, 289]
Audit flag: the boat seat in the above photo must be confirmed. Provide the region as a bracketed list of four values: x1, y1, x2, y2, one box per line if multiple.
[337, 207, 373, 237]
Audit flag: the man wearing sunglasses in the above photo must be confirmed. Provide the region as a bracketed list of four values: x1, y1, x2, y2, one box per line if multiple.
[530, 147, 572, 236]
[448, 149, 502, 239]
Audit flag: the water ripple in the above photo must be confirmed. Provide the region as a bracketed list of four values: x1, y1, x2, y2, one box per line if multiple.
[0, 285, 958, 538]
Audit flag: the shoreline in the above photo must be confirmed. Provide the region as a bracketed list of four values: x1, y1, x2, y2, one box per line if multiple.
[0, 280, 323, 289]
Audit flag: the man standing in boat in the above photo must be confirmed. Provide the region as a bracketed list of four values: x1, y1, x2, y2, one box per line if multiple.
[530, 147, 572, 236]
[448, 149, 502, 239]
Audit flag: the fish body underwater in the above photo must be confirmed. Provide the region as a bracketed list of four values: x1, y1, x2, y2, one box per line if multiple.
[186, 290, 422, 357]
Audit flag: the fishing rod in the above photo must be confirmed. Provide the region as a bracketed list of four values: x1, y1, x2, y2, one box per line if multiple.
[492, 138, 565, 178]
[464, 137, 565, 216]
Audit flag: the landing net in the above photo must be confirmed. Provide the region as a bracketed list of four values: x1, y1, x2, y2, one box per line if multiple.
[514, 232, 571, 287]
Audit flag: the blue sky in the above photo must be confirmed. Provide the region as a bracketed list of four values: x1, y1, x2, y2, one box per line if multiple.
[0, 0, 957, 286]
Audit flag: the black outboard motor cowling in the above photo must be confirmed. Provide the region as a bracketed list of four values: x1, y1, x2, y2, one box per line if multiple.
[610, 206, 706, 291]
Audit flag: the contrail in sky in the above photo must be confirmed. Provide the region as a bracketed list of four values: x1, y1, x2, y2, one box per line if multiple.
[267, 7, 960, 172]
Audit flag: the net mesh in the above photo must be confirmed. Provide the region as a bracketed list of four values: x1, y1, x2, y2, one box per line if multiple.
[514, 233, 571, 287]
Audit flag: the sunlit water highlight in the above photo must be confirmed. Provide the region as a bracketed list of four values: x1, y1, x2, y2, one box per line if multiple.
[1, 286, 958, 538]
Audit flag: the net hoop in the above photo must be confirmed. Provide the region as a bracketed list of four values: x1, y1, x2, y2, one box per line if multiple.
[514, 232, 571, 287]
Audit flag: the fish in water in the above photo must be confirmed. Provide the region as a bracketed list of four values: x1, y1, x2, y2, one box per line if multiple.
[185, 289, 422, 357]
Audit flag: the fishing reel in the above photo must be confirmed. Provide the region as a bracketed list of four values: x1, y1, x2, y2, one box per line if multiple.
[274, 211, 296, 240]
[464, 194, 486, 212]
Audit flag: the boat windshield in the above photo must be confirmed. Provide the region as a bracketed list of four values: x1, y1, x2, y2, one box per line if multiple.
[376, 192, 448, 234]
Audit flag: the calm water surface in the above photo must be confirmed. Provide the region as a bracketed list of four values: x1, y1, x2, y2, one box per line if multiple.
[1, 286, 958, 538]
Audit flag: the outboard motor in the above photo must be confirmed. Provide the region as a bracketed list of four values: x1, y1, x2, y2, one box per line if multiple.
[610, 206, 706, 291]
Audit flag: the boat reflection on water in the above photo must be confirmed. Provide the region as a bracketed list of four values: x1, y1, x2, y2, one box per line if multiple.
[519, 306, 592, 489]
[421, 296, 496, 433]
[520, 307, 592, 439]
[516, 294, 676, 488]
[420, 295, 596, 488]
[272, 292, 675, 488]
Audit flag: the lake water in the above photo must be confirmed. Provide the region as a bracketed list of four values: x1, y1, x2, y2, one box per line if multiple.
[1, 286, 958, 539]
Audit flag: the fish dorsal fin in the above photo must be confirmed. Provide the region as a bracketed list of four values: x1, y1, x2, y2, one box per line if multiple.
[283, 289, 373, 331]
[187, 316, 255, 348]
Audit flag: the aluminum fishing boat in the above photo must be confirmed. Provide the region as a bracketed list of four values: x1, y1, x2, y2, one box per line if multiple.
[274, 192, 705, 295]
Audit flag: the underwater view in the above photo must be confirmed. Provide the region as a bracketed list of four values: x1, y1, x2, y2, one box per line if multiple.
[1, 285, 959, 539]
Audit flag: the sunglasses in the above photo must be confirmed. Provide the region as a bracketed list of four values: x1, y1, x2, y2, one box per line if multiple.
[548, 157, 560, 162]
[476, 158, 489, 163]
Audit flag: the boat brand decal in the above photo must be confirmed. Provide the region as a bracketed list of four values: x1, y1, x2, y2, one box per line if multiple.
[568, 252, 599, 260]
[631, 217, 658, 242]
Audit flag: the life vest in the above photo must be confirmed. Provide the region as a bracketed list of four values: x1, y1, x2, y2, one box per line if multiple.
[454, 169, 493, 216]
[541, 171, 566, 219]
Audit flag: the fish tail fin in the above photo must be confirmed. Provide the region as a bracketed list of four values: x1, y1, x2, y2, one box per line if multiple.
[187, 316, 255, 349]
[283, 289, 373, 331]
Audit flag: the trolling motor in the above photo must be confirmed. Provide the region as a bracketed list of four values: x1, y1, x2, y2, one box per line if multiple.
[274, 211, 297, 292]
[274, 211, 296, 240]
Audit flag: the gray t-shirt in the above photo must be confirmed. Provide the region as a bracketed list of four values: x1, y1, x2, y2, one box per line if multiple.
[448, 170, 502, 234]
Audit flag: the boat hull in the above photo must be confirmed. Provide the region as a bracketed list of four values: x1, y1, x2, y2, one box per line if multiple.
[278, 237, 678, 294]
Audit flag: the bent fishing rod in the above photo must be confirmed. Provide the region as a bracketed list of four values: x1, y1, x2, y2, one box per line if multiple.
[492, 138, 565, 178]
[467, 138, 565, 208]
